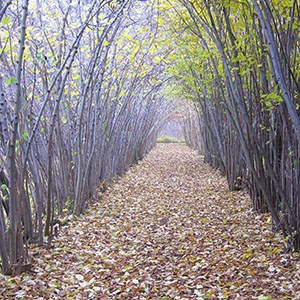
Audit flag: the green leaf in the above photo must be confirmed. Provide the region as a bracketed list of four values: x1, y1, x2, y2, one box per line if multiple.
[36, 52, 47, 62]
[21, 130, 29, 141]
[5, 77, 18, 85]
[1, 184, 8, 191]
[103, 39, 110, 47]
[2, 16, 10, 25]
[74, 74, 81, 81]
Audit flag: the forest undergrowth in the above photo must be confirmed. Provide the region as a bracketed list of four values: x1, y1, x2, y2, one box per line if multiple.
[0, 144, 299, 300]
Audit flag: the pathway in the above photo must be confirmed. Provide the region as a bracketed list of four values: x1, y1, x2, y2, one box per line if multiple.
[1, 144, 299, 299]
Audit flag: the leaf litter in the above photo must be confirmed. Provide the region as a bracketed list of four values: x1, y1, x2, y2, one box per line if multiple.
[0, 144, 300, 299]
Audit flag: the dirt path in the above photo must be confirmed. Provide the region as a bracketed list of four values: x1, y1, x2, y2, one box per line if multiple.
[1, 144, 299, 299]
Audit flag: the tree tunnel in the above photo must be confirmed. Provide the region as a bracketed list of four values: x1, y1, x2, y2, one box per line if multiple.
[0, 0, 300, 275]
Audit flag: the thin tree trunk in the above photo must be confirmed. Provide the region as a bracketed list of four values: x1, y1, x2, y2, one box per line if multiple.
[8, 0, 29, 265]
[0, 202, 9, 274]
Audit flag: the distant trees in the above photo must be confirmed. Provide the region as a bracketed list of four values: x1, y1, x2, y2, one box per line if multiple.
[166, 0, 300, 251]
[0, 0, 172, 274]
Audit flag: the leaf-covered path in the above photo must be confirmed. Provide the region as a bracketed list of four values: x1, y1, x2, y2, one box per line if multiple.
[1, 144, 300, 299]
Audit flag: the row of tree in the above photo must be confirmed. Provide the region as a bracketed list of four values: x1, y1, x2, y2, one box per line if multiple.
[0, 0, 173, 274]
[2, 0, 299, 275]
[167, 0, 300, 251]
